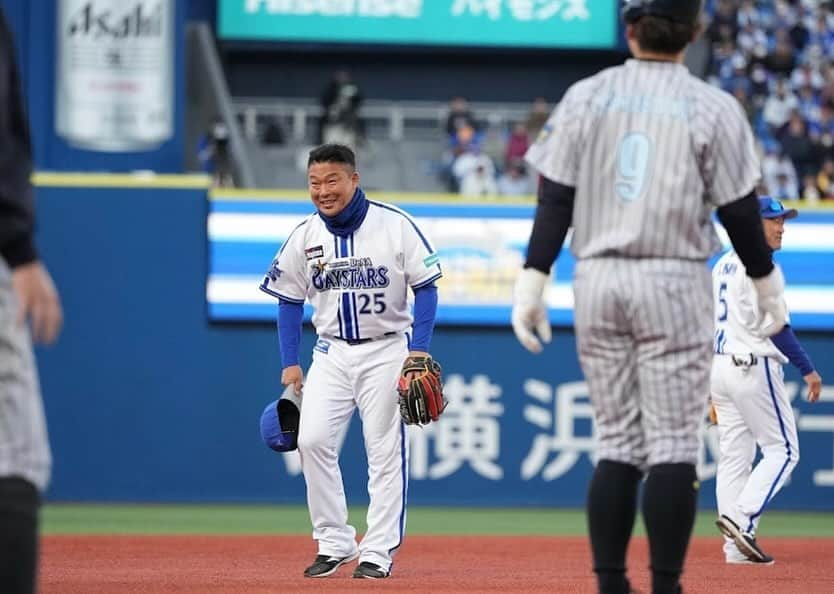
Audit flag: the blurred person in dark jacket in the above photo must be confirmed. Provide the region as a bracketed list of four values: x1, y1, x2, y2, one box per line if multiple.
[319, 70, 364, 147]
[781, 113, 821, 179]
[197, 118, 233, 188]
[445, 96, 479, 140]
[525, 97, 550, 141]
[0, 7, 63, 594]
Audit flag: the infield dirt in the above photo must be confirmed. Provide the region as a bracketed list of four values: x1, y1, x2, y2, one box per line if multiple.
[41, 534, 834, 593]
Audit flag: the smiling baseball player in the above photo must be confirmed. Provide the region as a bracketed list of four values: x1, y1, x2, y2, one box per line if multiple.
[259, 144, 442, 579]
[711, 197, 822, 565]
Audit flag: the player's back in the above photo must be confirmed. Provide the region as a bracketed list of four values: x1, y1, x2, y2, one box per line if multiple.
[565, 60, 757, 261]
[712, 250, 787, 362]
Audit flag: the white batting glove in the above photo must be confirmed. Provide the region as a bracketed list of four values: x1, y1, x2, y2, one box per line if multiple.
[512, 268, 552, 354]
[752, 264, 788, 337]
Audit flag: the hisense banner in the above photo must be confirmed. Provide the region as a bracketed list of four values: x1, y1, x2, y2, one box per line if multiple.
[218, 0, 618, 49]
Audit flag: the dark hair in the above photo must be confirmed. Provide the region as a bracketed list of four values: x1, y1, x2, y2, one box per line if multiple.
[307, 143, 356, 170]
[632, 15, 697, 55]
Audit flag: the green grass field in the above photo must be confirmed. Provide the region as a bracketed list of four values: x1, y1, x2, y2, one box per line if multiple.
[42, 505, 834, 537]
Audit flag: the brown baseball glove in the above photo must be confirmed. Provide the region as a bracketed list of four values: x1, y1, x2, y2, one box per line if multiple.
[397, 355, 447, 426]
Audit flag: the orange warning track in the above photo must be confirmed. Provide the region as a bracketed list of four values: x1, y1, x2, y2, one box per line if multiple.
[41, 535, 834, 593]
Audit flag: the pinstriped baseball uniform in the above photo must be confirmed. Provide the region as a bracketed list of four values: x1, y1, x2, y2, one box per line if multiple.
[0, 259, 51, 492]
[525, 59, 760, 467]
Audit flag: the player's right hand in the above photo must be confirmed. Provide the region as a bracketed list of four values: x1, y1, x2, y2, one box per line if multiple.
[804, 371, 822, 403]
[751, 264, 787, 336]
[281, 365, 304, 396]
[11, 260, 63, 345]
[512, 268, 552, 354]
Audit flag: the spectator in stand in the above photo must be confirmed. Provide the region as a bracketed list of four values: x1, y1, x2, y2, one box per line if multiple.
[765, 34, 796, 77]
[809, 101, 834, 155]
[440, 97, 485, 193]
[816, 158, 834, 199]
[790, 5, 811, 52]
[781, 112, 821, 179]
[762, 144, 798, 199]
[797, 84, 822, 125]
[724, 54, 752, 95]
[708, 0, 738, 45]
[319, 70, 364, 147]
[497, 159, 532, 197]
[803, 43, 827, 74]
[763, 78, 799, 134]
[737, 21, 767, 56]
[809, 13, 834, 58]
[791, 60, 825, 91]
[737, 0, 762, 30]
[771, 172, 796, 201]
[749, 62, 771, 108]
[197, 118, 233, 188]
[505, 122, 530, 169]
[820, 63, 834, 105]
[525, 97, 550, 142]
[445, 96, 480, 143]
[456, 150, 498, 198]
[801, 174, 822, 203]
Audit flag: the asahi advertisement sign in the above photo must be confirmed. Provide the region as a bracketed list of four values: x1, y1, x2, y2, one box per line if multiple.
[56, 0, 173, 152]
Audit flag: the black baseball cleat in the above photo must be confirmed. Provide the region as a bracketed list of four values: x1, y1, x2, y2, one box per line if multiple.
[715, 515, 775, 564]
[352, 561, 389, 579]
[303, 551, 359, 578]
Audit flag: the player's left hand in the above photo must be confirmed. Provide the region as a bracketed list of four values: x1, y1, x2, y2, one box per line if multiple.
[397, 353, 446, 426]
[281, 365, 304, 396]
[804, 371, 822, 403]
[512, 268, 551, 354]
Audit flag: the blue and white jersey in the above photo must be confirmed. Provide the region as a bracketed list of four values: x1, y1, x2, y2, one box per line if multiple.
[259, 199, 442, 340]
[712, 250, 788, 363]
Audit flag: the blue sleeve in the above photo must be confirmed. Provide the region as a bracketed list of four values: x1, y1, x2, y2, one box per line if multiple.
[770, 325, 815, 376]
[277, 299, 303, 368]
[410, 284, 438, 353]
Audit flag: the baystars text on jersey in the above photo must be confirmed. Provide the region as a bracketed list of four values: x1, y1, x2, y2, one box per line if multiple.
[310, 256, 390, 292]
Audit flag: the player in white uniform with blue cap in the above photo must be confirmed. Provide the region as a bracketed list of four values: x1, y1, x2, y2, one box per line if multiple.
[711, 197, 822, 564]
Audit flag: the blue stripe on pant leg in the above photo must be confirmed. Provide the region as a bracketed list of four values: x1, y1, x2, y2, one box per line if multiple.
[746, 357, 792, 533]
[388, 421, 408, 571]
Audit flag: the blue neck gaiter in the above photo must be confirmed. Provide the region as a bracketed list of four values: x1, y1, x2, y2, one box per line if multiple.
[319, 187, 369, 238]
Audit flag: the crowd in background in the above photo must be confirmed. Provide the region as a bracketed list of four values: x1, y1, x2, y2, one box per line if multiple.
[706, 0, 834, 201]
[440, 96, 548, 198]
[441, 0, 834, 200]
[231, 1, 834, 199]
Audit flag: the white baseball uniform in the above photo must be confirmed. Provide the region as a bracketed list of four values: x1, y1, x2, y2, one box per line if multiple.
[711, 250, 797, 560]
[260, 199, 441, 573]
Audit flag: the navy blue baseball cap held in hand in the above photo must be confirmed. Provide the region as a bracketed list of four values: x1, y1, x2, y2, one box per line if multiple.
[260, 385, 302, 452]
[758, 196, 798, 220]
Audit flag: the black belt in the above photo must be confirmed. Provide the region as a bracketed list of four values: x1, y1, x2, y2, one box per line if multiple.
[328, 331, 397, 346]
[731, 354, 758, 367]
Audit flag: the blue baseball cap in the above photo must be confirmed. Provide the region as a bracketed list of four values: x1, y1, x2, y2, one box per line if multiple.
[259, 385, 302, 452]
[758, 197, 798, 220]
